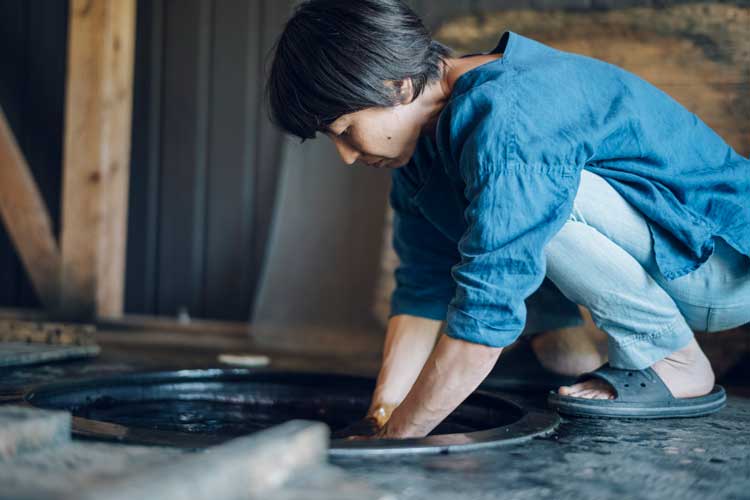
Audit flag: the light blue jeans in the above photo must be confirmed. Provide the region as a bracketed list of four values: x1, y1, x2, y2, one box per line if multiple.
[537, 169, 750, 370]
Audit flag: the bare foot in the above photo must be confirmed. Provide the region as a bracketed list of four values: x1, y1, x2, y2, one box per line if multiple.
[557, 338, 715, 400]
[531, 306, 608, 376]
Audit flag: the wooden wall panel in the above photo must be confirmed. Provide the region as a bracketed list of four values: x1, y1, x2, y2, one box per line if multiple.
[435, 3, 750, 157]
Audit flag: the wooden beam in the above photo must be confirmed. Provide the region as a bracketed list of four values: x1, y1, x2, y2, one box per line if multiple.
[0, 106, 62, 308]
[60, 0, 137, 319]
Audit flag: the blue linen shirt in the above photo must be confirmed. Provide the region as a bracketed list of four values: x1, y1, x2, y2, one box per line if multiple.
[389, 30, 750, 348]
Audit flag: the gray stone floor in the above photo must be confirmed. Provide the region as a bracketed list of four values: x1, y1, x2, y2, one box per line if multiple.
[0, 441, 183, 500]
[1, 337, 749, 500]
[333, 393, 750, 500]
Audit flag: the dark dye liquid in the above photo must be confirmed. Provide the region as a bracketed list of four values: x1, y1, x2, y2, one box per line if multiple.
[29, 372, 522, 442]
[74, 397, 482, 436]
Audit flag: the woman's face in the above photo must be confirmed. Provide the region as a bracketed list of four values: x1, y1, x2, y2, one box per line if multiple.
[326, 100, 424, 169]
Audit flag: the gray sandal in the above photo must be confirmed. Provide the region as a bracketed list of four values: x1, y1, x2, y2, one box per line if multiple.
[547, 363, 726, 418]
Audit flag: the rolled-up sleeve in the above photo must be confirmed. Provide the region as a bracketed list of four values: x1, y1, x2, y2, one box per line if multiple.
[389, 170, 459, 321]
[445, 161, 580, 347]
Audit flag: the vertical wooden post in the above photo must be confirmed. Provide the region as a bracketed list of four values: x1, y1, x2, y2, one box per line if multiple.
[0, 107, 62, 308]
[60, 0, 137, 319]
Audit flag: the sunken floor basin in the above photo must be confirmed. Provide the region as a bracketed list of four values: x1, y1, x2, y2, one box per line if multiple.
[23, 369, 559, 456]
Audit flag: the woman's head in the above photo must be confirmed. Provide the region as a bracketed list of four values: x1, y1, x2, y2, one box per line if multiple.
[267, 0, 450, 168]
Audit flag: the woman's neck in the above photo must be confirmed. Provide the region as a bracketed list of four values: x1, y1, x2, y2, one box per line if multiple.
[444, 53, 503, 91]
[418, 53, 504, 139]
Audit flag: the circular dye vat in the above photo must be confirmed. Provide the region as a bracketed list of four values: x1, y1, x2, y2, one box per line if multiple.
[23, 369, 558, 456]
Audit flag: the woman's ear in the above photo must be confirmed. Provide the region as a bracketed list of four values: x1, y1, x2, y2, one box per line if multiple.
[392, 78, 415, 105]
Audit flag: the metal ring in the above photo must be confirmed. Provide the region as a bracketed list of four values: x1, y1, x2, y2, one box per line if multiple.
[21, 369, 559, 456]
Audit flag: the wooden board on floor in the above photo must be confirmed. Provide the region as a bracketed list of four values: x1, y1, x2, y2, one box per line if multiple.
[0, 319, 99, 368]
[0, 342, 100, 368]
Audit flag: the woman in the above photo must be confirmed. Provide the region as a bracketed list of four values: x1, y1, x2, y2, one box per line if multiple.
[267, 0, 750, 437]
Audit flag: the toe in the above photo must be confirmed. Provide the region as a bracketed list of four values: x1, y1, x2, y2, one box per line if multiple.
[558, 385, 574, 396]
[558, 382, 589, 396]
[558, 379, 616, 400]
[577, 389, 601, 399]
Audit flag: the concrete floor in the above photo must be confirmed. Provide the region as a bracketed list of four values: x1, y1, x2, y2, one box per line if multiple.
[334, 393, 750, 500]
[1, 328, 749, 499]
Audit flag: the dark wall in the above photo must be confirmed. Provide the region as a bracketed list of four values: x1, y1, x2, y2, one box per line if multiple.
[0, 0, 68, 310]
[126, 0, 291, 320]
[0, 0, 291, 320]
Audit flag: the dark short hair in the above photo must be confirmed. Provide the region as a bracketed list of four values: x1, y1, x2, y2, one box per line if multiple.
[266, 0, 451, 141]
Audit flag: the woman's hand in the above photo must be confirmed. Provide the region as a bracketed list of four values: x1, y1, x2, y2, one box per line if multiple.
[372, 422, 391, 439]
[368, 315, 442, 419]
[333, 403, 398, 440]
[340, 420, 395, 440]
[333, 315, 441, 441]
[331, 416, 381, 440]
[374, 334, 503, 439]
[342, 335, 503, 441]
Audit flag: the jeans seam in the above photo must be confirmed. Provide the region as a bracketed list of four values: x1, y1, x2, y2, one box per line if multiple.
[611, 316, 689, 347]
[705, 307, 714, 332]
[569, 200, 586, 224]
[670, 292, 750, 308]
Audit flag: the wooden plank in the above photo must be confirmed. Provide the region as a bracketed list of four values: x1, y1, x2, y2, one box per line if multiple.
[0, 319, 96, 345]
[97, 0, 138, 318]
[59, 0, 137, 319]
[0, 343, 99, 367]
[0, 106, 61, 308]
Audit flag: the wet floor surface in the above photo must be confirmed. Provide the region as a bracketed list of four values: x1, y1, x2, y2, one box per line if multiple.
[1, 338, 749, 499]
[333, 392, 750, 499]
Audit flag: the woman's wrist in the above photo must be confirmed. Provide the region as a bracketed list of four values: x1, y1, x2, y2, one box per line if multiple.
[377, 335, 505, 439]
[367, 315, 442, 423]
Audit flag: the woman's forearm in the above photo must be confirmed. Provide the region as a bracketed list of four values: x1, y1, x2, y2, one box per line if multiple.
[381, 334, 503, 438]
[367, 314, 442, 425]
